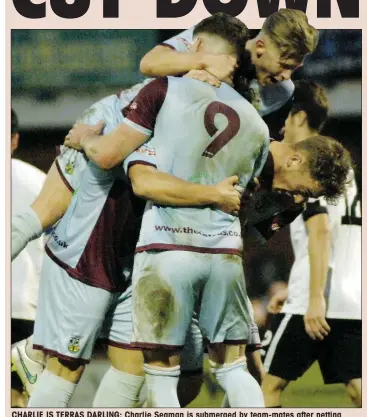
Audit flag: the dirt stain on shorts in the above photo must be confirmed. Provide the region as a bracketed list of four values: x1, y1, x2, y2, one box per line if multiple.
[135, 267, 176, 341]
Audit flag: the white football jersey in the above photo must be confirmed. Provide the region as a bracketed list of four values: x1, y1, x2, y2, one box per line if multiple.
[282, 170, 361, 320]
[123, 76, 269, 254]
[11, 159, 46, 320]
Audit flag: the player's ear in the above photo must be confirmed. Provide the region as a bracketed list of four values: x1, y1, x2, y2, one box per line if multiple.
[190, 37, 202, 53]
[286, 153, 302, 168]
[294, 110, 308, 128]
[255, 39, 266, 59]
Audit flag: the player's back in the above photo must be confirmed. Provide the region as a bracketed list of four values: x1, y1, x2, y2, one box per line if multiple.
[137, 76, 269, 254]
[153, 77, 269, 185]
[326, 170, 361, 319]
[284, 170, 361, 319]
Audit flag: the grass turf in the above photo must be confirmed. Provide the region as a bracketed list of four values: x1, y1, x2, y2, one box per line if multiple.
[188, 360, 354, 408]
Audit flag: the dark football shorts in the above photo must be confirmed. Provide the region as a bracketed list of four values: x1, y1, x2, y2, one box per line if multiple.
[261, 313, 361, 384]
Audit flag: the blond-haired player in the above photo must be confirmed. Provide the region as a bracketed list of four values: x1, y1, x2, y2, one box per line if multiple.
[261, 81, 361, 408]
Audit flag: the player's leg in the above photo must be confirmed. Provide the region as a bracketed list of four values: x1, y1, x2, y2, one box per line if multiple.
[208, 343, 264, 407]
[345, 379, 361, 407]
[178, 314, 204, 407]
[261, 374, 288, 407]
[94, 287, 145, 407]
[345, 378, 362, 408]
[220, 325, 263, 408]
[136, 317, 204, 408]
[11, 334, 46, 401]
[131, 251, 201, 407]
[12, 94, 122, 261]
[97, 279, 204, 408]
[27, 255, 113, 407]
[261, 314, 317, 407]
[92, 346, 145, 407]
[200, 254, 264, 407]
[318, 319, 362, 407]
[32, 95, 123, 231]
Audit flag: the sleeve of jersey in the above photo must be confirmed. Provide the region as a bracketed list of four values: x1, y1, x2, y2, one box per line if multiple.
[253, 133, 271, 179]
[55, 146, 88, 193]
[302, 199, 328, 222]
[122, 77, 169, 137]
[160, 28, 194, 52]
[254, 204, 305, 242]
[260, 80, 295, 117]
[123, 141, 157, 174]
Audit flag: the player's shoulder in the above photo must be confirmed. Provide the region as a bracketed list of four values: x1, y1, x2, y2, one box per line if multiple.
[262, 79, 294, 99]
[258, 79, 295, 116]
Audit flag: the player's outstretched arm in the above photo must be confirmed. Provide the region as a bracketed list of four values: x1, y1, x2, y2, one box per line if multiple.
[304, 211, 332, 340]
[12, 162, 73, 260]
[128, 164, 241, 216]
[140, 45, 237, 82]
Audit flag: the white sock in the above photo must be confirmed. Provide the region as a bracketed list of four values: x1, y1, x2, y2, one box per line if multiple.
[211, 357, 264, 408]
[92, 366, 145, 407]
[28, 369, 77, 407]
[26, 336, 46, 366]
[144, 364, 181, 407]
[12, 207, 43, 260]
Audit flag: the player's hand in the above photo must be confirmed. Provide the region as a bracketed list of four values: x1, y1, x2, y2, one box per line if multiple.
[184, 69, 221, 87]
[204, 53, 238, 82]
[246, 350, 266, 385]
[267, 287, 289, 314]
[64, 120, 105, 150]
[214, 176, 241, 216]
[304, 295, 331, 340]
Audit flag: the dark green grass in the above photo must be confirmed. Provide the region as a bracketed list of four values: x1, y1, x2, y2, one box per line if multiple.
[188, 361, 354, 408]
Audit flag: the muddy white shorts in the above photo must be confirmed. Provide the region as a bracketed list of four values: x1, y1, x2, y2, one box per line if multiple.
[131, 250, 256, 350]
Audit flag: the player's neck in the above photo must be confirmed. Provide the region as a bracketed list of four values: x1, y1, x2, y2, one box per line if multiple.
[199, 34, 235, 56]
[269, 141, 292, 174]
[283, 126, 318, 144]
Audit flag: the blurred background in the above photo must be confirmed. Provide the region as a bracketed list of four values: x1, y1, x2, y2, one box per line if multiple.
[11, 29, 362, 407]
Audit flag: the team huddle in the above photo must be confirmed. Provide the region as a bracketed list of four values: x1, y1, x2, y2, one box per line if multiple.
[11, 9, 361, 409]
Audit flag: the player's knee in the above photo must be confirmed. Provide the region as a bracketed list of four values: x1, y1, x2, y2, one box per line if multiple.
[143, 349, 180, 368]
[107, 346, 145, 376]
[178, 371, 203, 407]
[345, 379, 361, 407]
[261, 374, 287, 395]
[208, 343, 243, 365]
[46, 356, 85, 383]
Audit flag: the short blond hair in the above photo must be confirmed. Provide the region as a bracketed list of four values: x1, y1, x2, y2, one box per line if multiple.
[262, 9, 318, 62]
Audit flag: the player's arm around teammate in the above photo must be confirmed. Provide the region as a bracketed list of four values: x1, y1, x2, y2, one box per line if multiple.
[12, 128, 241, 263]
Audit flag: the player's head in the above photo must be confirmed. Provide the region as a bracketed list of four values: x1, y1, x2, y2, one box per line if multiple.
[192, 13, 249, 60]
[271, 136, 352, 204]
[247, 9, 318, 86]
[11, 108, 20, 155]
[283, 80, 329, 143]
